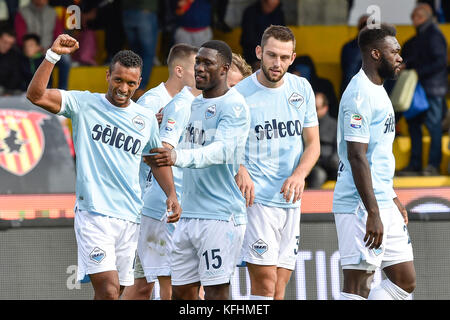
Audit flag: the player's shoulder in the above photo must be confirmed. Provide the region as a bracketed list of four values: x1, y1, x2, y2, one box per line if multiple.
[136, 83, 168, 107]
[129, 100, 156, 120]
[285, 72, 314, 92]
[233, 72, 258, 95]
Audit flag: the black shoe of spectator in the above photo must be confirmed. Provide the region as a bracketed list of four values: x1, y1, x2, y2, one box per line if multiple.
[422, 165, 440, 176]
[396, 165, 422, 176]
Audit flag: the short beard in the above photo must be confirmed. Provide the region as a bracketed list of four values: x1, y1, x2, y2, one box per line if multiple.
[378, 55, 398, 80]
[260, 58, 285, 83]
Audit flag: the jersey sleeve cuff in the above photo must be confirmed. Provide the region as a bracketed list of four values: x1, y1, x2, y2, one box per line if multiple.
[57, 89, 67, 115]
[344, 135, 369, 143]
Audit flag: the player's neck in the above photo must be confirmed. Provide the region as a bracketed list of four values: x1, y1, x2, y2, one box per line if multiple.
[202, 83, 229, 99]
[362, 65, 384, 86]
[164, 78, 183, 98]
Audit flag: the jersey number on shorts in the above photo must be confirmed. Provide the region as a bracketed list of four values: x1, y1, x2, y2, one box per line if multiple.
[202, 249, 222, 270]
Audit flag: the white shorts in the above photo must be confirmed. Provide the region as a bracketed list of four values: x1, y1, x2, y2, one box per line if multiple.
[240, 203, 301, 270]
[171, 218, 245, 286]
[74, 208, 139, 286]
[334, 203, 414, 271]
[137, 214, 176, 282]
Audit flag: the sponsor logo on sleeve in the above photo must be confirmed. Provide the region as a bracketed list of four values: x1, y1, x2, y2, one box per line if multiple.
[350, 114, 362, 129]
[165, 118, 176, 132]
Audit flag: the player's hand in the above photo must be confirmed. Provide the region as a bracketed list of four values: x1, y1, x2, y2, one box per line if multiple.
[50, 34, 79, 55]
[364, 213, 384, 249]
[166, 195, 181, 223]
[280, 173, 305, 204]
[235, 165, 255, 207]
[393, 197, 408, 225]
[145, 147, 176, 166]
[155, 107, 163, 125]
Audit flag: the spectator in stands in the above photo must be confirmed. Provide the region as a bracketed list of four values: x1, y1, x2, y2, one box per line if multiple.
[0, 26, 24, 95]
[122, 0, 159, 98]
[340, 14, 368, 96]
[173, 0, 213, 48]
[14, 0, 71, 90]
[289, 55, 339, 119]
[306, 92, 339, 188]
[20, 33, 48, 90]
[397, 3, 447, 176]
[240, 0, 285, 71]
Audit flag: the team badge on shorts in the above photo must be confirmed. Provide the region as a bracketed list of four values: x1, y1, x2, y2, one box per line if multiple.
[251, 239, 268, 256]
[90, 247, 106, 263]
[372, 245, 384, 256]
[288, 92, 304, 109]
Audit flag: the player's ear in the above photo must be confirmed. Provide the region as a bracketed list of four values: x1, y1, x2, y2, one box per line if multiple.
[106, 68, 111, 82]
[255, 45, 262, 60]
[175, 65, 183, 79]
[371, 48, 381, 61]
[289, 52, 297, 66]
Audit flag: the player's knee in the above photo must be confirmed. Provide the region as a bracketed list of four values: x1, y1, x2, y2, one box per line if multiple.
[96, 284, 121, 300]
[204, 285, 229, 300]
[396, 275, 416, 293]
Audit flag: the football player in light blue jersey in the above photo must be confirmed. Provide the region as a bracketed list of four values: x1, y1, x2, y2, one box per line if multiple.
[26, 34, 181, 300]
[135, 44, 198, 196]
[233, 25, 320, 300]
[333, 24, 415, 300]
[148, 40, 251, 300]
[122, 44, 198, 301]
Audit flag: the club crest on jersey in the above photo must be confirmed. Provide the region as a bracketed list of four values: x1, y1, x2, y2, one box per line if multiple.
[132, 115, 145, 131]
[288, 92, 304, 109]
[165, 118, 176, 132]
[350, 114, 362, 128]
[251, 239, 268, 256]
[205, 105, 216, 119]
[90, 247, 106, 263]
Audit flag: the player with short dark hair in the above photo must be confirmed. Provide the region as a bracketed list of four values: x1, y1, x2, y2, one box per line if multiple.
[26, 34, 181, 300]
[147, 40, 251, 300]
[234, 25, 320, 300]
[333, 23, 416, 300]
[122, 42, 199, 301]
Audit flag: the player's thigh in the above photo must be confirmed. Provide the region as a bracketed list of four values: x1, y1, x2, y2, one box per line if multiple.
[137, 215, 175, 280]
[196, 219, 245, 287]
[278, 207, 301, 270]
[114, 216, 140, 286]
[171, 219, 201, 286]
[74, 209, 120, 282]
[241, 203, 285, 266]
[381, 205, 414, 269]
[334, 207, 389, 270]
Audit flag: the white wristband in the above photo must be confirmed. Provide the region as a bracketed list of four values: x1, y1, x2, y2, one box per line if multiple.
[45, 49, 61, 64]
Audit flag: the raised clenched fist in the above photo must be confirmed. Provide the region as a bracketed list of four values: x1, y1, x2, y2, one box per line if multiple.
[50, 34, 79, 55]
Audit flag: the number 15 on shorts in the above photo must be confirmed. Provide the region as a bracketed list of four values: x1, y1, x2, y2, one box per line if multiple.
[202, 249, 222, 270]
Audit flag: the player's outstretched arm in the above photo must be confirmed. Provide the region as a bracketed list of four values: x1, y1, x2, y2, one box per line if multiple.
[347, 141, 383, 249]
[280, 125, 320, 204]
[26, 34, 79, 114]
